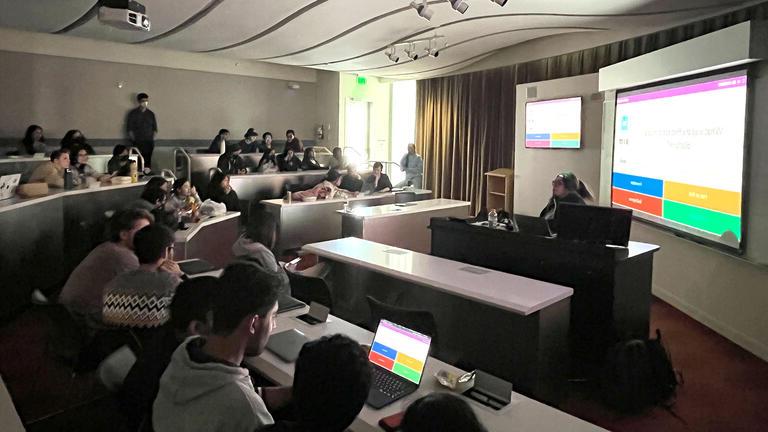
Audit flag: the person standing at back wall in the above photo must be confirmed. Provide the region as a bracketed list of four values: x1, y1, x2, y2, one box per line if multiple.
[126, 92, 158, 172]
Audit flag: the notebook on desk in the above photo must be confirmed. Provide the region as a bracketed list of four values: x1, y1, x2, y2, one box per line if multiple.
[0, 174, 21, 201]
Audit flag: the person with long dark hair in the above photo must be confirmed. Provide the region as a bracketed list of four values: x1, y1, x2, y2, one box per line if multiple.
[18, 124, 47, 155]
[207, 129, 230, 154]
[166, 177, 202, 216]
[258, 148, 279, 173]
[71, 146, 108, 185]
[60, 129, 94, 154]
[401, 393, 488, 432]
[108, 144, 131, 175]
[207, 170, 240, 211]
[277, 148, 301, 172]
[539, 172, 593, 231]
[300, 147, 323, 171]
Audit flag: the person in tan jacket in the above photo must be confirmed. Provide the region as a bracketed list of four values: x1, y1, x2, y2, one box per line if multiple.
[28, 150, 71, 188]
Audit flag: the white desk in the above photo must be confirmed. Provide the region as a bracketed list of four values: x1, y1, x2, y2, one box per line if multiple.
[338, 199, 470, 253]
[173, 211, 240, 268]
[301, 237, 573, 403]
[262, 189, 432, 252]
[248, 307, 604, 432]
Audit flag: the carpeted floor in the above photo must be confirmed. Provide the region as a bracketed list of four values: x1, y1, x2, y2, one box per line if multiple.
[1, 298, 766, 431]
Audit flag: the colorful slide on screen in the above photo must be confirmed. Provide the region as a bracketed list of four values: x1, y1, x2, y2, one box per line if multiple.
[525, 97, 582, 148]
[369, 320, 430, 384]
[612, 74, 747, 248]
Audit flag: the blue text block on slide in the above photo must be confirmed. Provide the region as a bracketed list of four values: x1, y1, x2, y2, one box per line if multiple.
[525, 133, 550, 140]
[612, 172, 663, 198]
[371, 342, 397, 360]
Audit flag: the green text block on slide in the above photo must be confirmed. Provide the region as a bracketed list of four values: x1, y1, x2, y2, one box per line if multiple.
[392, 363, 421, 383]
[663, 200, 741, 240]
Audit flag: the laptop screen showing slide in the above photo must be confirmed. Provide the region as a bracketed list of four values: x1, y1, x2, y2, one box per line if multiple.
[366, 319, 432, 409]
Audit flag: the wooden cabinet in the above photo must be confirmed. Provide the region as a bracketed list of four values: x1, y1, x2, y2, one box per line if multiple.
[485, 168, 513, 212]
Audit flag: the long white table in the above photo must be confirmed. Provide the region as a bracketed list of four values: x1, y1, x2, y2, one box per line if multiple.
[339, 198, 471, 253]
[301, 237, 573, 403]
[262, 189, 432, 252]
[248, 306, 605, 432]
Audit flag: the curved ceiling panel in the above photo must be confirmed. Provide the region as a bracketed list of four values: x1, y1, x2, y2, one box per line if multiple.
[0, 0, 96, 33]
[66, 0, 213, 44]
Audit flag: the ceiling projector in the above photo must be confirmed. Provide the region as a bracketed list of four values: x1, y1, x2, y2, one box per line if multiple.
[98, 0, 150, 31]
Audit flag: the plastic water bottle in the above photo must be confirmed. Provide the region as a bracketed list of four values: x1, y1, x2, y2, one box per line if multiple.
[488, 208, 498, 228]
[343, 200, 350, 213]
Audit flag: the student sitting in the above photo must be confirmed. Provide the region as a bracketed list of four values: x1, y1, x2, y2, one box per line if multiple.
[300, 147, 323, 171]
[539, 172, 593, 232]
[401, 393, 488, 432]
[277, 148, 301, 172]
[208, 129, 230, 154]
[71, 146, 108, 185]
[17, 124, 47, 156]
[232, 211, 289, 296]
[339, 164, 363, 192]
[239, 129, 259, 153]
[259, 132, 274, 153]
[362, 161, 392, 193]
[102, 224, 182, 329]
[108, 144, 131, 175]
[28, 150, 73, 188]
[59, 209, 154, 328]
[207, 170, 241, 211]
[166, 177, 202, 216]
[328, 147, 347, 171]
[258, 148, 279, 173]
[127, 178, 176, 227]
[284, 129, 303, 154]
[217, 142, 248, 175]
[260, 334, 373, 432]
[60, 129, 95, 154]
[119, 276, 218, 432]
[291, 170, 356, 202]
[153, 263, 289, 432]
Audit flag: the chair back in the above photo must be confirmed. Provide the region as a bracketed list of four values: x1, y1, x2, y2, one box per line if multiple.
[395, 191, 416, 203]
[366, 296, 438, 347]
[286, 271, 333, 311]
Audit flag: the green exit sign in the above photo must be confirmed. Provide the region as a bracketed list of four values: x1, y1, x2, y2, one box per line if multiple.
[357, 76, 367, 85]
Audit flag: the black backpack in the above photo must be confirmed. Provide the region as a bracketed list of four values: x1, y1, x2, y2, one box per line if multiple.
[600, 329, 682, 413]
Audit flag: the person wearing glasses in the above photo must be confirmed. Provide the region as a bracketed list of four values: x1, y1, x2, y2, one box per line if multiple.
[539, 172, 593, 231]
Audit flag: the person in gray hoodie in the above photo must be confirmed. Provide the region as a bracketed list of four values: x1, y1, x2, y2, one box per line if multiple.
[153, 263, 290, 432]
[232, 211, 289, 296]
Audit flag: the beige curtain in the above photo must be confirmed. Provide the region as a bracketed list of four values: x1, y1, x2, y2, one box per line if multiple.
[416, 2, 768, 213]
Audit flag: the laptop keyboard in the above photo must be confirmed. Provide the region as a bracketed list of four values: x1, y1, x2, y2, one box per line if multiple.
[373, 368, 411, 399]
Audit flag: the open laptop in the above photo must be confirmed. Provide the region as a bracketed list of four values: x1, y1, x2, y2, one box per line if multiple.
[366, 319, 432, 409]
[556, 203, 633, 247]
[0, 174, 21, 200]
[513, 214, 553, 237]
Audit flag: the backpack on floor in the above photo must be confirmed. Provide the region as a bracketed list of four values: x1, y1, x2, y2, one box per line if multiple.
[600, 329, 681, 413]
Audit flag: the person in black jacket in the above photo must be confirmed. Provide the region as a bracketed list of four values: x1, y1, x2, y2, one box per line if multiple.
[107, 144, 130, 175]
[207, 170, 240, 211]
[278, 148, 301, 172]
[339, 164, 363, 192]
[60, 129, 95, 154]
[539, 172, 593, 231]
[362, 162, 392, 193]
[207, 129, 230, 154]
[239, 128, 259, 153]
[217, 142, 247, 175]
[300, 147, 323, 171]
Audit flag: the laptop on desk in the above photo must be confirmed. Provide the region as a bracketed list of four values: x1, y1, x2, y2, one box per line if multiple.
[0, 174, 21, 200]
[513, 214, 553, 237]
[366, 319, 432, 409]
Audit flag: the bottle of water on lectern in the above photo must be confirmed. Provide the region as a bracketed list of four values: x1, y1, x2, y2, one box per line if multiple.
[488, 208, 498, 228]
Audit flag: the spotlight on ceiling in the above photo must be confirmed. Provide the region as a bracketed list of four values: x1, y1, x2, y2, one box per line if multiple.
[490, 0, 508, 5]
[405, 43, 420, 61]
[410, 0, 433, 20]
[428, 38, 440, 58]
[384, 46, 400, 63]
[449, 0, 469, 14]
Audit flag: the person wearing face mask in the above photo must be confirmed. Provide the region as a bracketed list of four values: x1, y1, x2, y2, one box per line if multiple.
[28, 150, 73, 188]
[126, 93, 158, 170]
[284, 129, 303, 154]
[217, 142, 248, 175]
[258, 132, 274, 153]
[17, 124, 47, 156]
[539, 172, 593, 232]
[108, 144, 131, 176]
[362, 162, 392, 193]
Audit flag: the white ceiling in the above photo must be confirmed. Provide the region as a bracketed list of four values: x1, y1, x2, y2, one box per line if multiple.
[0, 0, 757, 79]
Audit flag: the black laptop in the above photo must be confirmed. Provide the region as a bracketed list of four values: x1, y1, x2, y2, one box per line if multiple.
[556, 203, 633, 246]
[513, 214, 553, 237]
[366, 319, 432, 409]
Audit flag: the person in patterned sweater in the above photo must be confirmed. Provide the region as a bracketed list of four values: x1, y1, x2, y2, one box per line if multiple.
[103, 224, 183, 330]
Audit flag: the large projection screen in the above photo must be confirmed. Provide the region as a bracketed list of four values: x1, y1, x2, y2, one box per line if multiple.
[611, 70, 748, 250]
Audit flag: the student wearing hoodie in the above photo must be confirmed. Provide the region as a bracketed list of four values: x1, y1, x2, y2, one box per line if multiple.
[232, 211, 289, 297]
[153, 263, 288, 432]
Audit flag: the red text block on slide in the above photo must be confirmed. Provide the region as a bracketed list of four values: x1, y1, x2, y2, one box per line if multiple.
[612, 187, 662, 217]
[369, 351, 395, 370]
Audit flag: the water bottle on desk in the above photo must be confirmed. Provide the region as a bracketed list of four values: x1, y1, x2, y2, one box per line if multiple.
[488, 208, 498, 228]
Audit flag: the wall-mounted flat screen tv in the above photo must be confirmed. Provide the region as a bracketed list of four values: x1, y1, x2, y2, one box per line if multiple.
[525, 97, 582, 149]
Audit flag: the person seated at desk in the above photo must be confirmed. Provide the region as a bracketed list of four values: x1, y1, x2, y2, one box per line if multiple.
[284, 129, 303, 154]
[539, 171, 593, 231]
[59, 209, 153, 329]
[217, 142, 248, 175]
[328, 147, 347, 171]
[27, 150, 72, 188]
[127, 178, 177, 227]
[232, 211, 289, 296]
[119, 276, 218, 432]
[167, 177, 202, 217]
[208, 170, 241, 211]
[401, 393, 488, 432]
[102, 224, 182, 330]
[60, 129, 94, 154]
[339, 164, 363, 192]
[362, 161, 392, 193]
[260, 335, 372, 432]
[239, 128, 259, 153]
[258, 148, 279, 173]
[292, 170, 356, 202]
[259, 132, 274, 153]
[396, 143, 424, 188]
[17, 124, 47, 156]
[208, 128, 230, 154]
[107, 144, 131, 176]
[300, 147, 323, 171]
[72, 146, 108, 185]
[277, 148, 301, 172]
[153, 263, 289, 432]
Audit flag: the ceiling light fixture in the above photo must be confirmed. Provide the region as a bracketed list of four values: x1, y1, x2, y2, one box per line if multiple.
[428, 38, 440, 58]
[384, 46, 400, 63]
[449, 0, 469, 14]
[410, 0, 434, 20]
[405, 43, 420, 61]
[490, 0, 508, 5]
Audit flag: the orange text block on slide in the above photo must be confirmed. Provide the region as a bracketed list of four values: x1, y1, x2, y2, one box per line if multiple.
[664, 181, 741, 215]
[395, 352, 424, 372]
